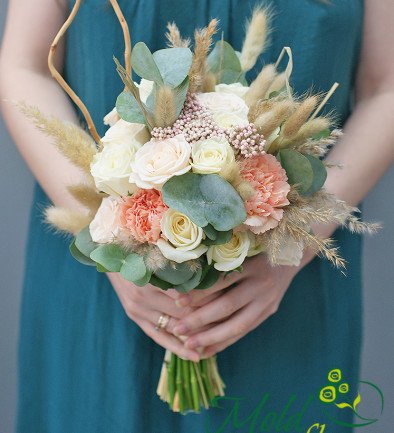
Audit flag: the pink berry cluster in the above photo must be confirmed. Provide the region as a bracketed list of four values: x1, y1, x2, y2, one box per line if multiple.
[151, 94, 227, 142]
[227, 124, 267, 158]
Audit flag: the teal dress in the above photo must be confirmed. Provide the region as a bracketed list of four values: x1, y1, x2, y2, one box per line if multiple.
[17, 1, 364, 432]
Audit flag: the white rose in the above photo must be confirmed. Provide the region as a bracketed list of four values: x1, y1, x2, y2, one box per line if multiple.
[191, 137, 235, 175]
[247, 232, 266, 257]
[275, 238, 304, 266]
[101, 119, 150, 146]
[215, 83, 249, 99]
[207, 231, 250, 272]
[103, 107, 120, 127]
[129, 135, 192, 190]
[136, 79, 154, 104]
[89, 197, 122, 244]
[156, 209, 208, 263]
[91, 120, 149, 196]
[196, 92, 249, 128]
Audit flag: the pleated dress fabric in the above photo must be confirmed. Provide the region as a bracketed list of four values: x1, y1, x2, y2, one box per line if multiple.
[16, 1, 365, 432]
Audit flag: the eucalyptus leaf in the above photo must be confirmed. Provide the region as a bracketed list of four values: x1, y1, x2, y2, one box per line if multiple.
[173, 76, 189, 117]
[131, 42, 163, 84]
[69, 238, 96, 266]
[303, 154, 327, 195]
[207, 41, 242, 84]
[162, 173, 247, 231]
[75, 227, 97, 258]
[132, 270, 153, 287]
[174, 267, 203, 293]
[203, 229, 232, 246]
[90, 244, 126, 272]
[277, 149, 314, 195]
[153, 47, 193, 87]
[154, 262, 195, 285]
[203, 224, 218, 240]
[120, 253, 147, 283]
[149, 275, 174, 290]
[96, 263, 110, 273]
[116, 91, 146, 124]
[195, 266, 220, 290]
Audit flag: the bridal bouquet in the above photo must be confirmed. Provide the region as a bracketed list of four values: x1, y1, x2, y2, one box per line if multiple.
[21, 1, 377, 414]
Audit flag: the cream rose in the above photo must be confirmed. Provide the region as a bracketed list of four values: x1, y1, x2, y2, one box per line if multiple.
[275, 238, 304, 266]
[247, 232, 266, 257]
[91, 120, 149, 196]
[136, 79, 154, 104]
[196, 91, 249, 128]
[215, 83, 249, 99]
[207, 231, 250, 272]
[156, 209, 208, 263]
[103, 107, 120, 127]
[89, 197, 122, 244]
[129, 135, 192, 190]
[191, 137, 235, 175]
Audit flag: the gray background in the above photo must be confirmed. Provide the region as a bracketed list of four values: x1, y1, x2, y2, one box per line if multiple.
[0, 1, 393, 432]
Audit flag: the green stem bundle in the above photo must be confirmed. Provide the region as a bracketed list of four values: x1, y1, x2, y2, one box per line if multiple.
[157, 350, 225, 414]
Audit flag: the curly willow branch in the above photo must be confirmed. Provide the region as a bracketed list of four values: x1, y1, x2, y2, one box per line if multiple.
[48, 0, 101, 144]
[109, 0, 132, 77]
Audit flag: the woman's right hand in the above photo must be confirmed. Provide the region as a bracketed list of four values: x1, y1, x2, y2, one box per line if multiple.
[107, 272, 201, 361]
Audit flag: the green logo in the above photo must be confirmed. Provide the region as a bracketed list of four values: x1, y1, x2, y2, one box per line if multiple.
[318, 368, 384, 428]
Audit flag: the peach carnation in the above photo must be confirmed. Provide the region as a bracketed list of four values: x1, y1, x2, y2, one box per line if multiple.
[120, 189, 168, 244]
[241, 153, 290, 234]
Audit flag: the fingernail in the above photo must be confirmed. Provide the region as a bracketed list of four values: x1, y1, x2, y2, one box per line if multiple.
[175, 296, 191, 308]
[174, 323, 189, 336]
[188, 352, 200, 363]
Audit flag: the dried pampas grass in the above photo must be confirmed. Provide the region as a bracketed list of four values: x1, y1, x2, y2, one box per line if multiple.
[281, 96, 319, 139]
[189, 19, 218, 93]
[254, 99, 296, 138]
[45, 206, 93, 235]
[240, 7, 271, 72]
[19, 103, 97, 174]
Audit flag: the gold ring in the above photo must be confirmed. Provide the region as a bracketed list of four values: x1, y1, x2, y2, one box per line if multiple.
[155, 314, 170, 331]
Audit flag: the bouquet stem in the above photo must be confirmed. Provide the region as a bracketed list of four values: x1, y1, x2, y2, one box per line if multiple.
[157, 350, 225, 413]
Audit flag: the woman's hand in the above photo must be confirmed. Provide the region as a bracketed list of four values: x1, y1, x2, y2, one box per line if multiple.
[172, 255, 302, 358]
[107, 272, 201, 361]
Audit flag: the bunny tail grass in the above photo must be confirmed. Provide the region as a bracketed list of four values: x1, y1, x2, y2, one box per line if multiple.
[189, 19, 218, 93]
[240, 6, 271, 72]
[244, 64, 277, 107]
[154, 86, 177, 127]
[165, 22, 191, 48]
[18, 102, 97, 174]
[45, 206, 93, 235]
[67, 184, 103, 212]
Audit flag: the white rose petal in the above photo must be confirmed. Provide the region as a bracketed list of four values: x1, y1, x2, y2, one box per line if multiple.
[276, 238, 304, 266]
[247, 232, 266, 257]
[130, 135, 192, 190]
[89, 197, 121, 244]
[215, 83, 249, 99]
[207, 231, 250, 272]
[157, 239, 208, 263]
[103, 107, 120, 127]
[196, 92, 249, 128]
[136, 79, 154, 104]
[191, 136, 235, 175]
[91, 120, 149, 196]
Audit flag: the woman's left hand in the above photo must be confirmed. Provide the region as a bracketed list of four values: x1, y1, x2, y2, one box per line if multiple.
[172, 255, 302, 358]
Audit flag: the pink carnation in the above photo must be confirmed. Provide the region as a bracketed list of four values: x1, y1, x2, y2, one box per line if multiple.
[240, 153, 290, 234]
[120, 189, 168, 243]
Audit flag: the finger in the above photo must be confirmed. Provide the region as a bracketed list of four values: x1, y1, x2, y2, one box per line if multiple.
[137, 318, 200, 362]
[141, 291, 195, 320]
[201, 336, 240, 358]
[184, 302, 264, 350]
[173, 284, 253, 336]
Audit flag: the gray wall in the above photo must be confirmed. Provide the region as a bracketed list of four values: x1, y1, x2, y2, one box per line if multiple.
[0, 3, 393, 433]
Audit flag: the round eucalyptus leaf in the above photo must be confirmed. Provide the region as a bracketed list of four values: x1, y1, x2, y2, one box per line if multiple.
[116, 91, 146, 124]
[153, 47, 193, 88]
[303, 154, 327, 195]
[69, 238, 96, 266]
[277, 149, 314, 195]
[120, 253, 147, 283]
[90, 244, 126, 273]
[154, 262, 195, 285]
[75, 227, 97, 258]
[174, 267, 203, 293]
[131, 42, 163, 84]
